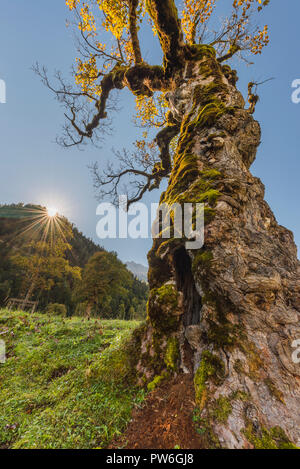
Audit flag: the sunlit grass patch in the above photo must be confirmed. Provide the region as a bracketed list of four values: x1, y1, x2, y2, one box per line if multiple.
[0, 310, 144, 449]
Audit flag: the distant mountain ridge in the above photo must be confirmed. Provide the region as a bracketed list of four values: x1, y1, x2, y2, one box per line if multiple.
[126, 261, 148, 283]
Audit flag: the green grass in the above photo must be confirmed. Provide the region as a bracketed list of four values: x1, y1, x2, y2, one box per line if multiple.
[0, 309, 145, 449]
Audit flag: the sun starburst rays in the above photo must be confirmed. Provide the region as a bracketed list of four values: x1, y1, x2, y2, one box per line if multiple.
[5, 206, 69, 252]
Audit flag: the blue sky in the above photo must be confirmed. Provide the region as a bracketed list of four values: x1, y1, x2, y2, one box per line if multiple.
[0, 1, 299, 265]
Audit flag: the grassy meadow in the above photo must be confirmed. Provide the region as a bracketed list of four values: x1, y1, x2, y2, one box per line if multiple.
[0, 310, 145, 449]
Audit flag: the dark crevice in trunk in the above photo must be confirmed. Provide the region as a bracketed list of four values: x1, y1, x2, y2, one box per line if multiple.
[173, 247, 202, 327]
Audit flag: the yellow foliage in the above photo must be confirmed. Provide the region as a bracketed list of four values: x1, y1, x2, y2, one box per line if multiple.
[182, 0, 216, 44]
[228, 0, 270, 57]
[64, 0, 271, 121]
[247, 24, 269, 55]
[79, 4, 96, 34]
[65, 0, 140, 93]
[135, 93, 169, 128]
[75, 55, 101, 96]
[66, 0, 80, 10]
[97, 0, 128, 41]
[182, 0, 270, 56]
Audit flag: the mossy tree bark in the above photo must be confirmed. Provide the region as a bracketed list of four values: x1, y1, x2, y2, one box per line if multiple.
[137, 47, 300, 449]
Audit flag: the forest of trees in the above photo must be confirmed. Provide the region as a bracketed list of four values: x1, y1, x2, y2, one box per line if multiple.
[0, 204, 148, 319]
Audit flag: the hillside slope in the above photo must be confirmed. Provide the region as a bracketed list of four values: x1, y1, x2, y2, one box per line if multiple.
[0, 310, 145, 449]
[0, 204, 148, 317]
[0, 204, 103, 267]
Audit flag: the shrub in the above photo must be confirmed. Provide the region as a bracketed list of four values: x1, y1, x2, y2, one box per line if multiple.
[45, 303, 67, 316]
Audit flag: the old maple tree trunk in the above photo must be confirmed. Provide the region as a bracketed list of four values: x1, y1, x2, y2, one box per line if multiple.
[135, 48, 300, 448]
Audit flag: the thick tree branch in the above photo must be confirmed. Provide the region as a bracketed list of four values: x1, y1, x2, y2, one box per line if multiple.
[85, 65, 126, 136]
[36, 59, 172, 148]
[124, 63, 167, 97]
[146, 0, 185, 73]
[129, 0, 143, 65]
[71, 63, 169, 143]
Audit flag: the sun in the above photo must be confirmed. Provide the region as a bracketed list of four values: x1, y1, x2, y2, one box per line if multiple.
[47, 207, 58, 218]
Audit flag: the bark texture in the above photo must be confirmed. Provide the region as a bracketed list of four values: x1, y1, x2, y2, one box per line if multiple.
[136, 47, 300, 449]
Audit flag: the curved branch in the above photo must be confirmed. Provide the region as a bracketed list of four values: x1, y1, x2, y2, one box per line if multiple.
[84, 63, 169, 140]
[65, 65, 126, 143]
[155, 124, 180, 173]
[217, 44, 240, 63]
[35, 59, 172, 148]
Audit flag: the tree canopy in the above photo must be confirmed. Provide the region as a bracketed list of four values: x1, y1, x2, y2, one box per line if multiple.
[11, 239, 81, 303]
[36, 0, 270, 206]
[74, 250, 146, 318]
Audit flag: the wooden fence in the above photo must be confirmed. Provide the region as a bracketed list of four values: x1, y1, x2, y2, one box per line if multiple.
[6, 298, 38, 314]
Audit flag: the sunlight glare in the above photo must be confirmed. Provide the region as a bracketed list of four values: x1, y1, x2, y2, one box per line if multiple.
[47, 207, 58, 218]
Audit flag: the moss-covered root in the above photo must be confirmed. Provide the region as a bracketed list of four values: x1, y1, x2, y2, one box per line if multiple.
[143, 336, 180, 392]
[136, 285, 181, 385]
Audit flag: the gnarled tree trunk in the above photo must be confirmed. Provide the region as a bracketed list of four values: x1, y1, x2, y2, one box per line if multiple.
[136, 47, 300, 449]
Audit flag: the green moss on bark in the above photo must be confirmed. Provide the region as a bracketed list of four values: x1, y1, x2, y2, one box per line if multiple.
[147, 284, 181, 333]
[192, 250, 213, 273]
[194, 351, 225, 409]
[186, 44, 216, 60]
[243, 424, 298, 450]
[212, 396, 232, 423]
[192, 408, 221, 448]
[206, 319, 240, 350]
[164, 337, 180, 371]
